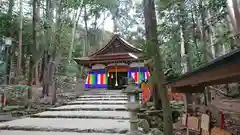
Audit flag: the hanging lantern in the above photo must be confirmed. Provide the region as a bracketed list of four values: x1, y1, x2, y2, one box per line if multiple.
[107, 72, 110, 77]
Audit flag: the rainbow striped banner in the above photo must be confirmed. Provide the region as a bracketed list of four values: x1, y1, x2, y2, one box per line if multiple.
[130, 71, 150, 84]
[97, 74, 107, 84]
[85, 68, 150, 88]
[145, 71, 150, 80]
[85, 69, 107, 88]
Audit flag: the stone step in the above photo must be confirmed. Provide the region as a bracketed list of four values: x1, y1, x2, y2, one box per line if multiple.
[76, 98, 128, 101]
[83, 93, 124, 96]
[67, 102, 126, 105]
[0, 115, 19, 122]
[0, 130, 125, 135]
[31, 111, 129, 119]
[47, 104, 127, 111]
[86, 90, 123, 93]
[30, 115, 129, 120]
[83, 92, 123, 95]
[68, 100, 127, 105]
[79, 95, 127, 98]
[0, 118, 129, 133]
[46, 108, 127, 111]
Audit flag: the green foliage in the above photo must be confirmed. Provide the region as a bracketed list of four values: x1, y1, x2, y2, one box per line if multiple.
[0, 0, 231, 86]
[0, 13, 18, 37]
[154, 0, 231, 76]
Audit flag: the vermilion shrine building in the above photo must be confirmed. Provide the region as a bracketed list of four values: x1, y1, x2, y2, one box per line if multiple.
[74, 34, 150, 89]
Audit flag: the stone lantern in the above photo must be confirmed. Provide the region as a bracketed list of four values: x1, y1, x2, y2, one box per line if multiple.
[122, 78, 143, 135]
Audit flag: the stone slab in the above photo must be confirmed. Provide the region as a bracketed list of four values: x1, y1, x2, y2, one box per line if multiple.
[0, 130, 123, 135]
[51, 104, 126, 110]
[84, 91, 123, 95]
[69, 100, 127, 104]
[0, 115, 18, 121]
[0, 118, 129, 131]
[79, 95, 127, 98]
[34, 111, 129, 118]
[77, 97, 128, 100]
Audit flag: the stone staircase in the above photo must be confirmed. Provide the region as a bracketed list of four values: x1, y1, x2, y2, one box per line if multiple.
[0, 89, 130, 135]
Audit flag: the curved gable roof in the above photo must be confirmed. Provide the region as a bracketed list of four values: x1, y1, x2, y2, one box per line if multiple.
[89, 34, 142, 57]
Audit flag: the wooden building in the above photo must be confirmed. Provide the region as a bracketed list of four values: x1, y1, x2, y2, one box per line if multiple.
[74, 34, 150, 89]
[167, 48, 240, 134]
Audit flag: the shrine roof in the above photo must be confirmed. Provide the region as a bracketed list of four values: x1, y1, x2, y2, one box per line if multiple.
[74, 34, 145, 66]
[89, 34, 142, 57]
[167, 48, 240, 90]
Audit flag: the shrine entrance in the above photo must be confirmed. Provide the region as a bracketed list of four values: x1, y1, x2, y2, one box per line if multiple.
[107, 72, 128, 90]
[107, 66, 128, 90]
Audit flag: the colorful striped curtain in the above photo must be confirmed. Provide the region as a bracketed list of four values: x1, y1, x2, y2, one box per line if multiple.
[97, 74, 107, 85]
[130, 71, 150, 84]
[85, 69, 107, 88]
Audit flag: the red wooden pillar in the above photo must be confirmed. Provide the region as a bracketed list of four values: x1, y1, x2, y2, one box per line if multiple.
[220, 111, 225, 129]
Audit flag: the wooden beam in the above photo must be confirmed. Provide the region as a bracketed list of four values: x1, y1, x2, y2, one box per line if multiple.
[171, 85, 205, 93]
[75, 58, 146, 66]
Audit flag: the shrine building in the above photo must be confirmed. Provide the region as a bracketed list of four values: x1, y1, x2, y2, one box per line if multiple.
[74, 34, 150, 89]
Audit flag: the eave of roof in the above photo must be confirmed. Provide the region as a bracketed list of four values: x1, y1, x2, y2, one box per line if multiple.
[166, 48, 240, 85]
[74, 53, 145, 62]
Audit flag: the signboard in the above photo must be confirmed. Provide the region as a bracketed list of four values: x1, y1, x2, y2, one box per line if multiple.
[130, 95, 135, 104]
[211, 127, 232, 135]
[201, 114, 210, 131]
[92, 64, 106, 69]
[187, 116, 200, 131]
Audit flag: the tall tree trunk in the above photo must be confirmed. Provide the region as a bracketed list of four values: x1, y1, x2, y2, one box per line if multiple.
[199, 0, 212, 105]
[206, 7, 217, 58]
[50, 0, 61, 104]
[83, 5, 88, 57]
[179, 0, 193, 119]
[191, 3, 198, 51]
[68, 5, 83, 63]
[34, 0, 40, 86]
[79, 5, 89, 78]
[227, 0, 240, 47]
[7, 0, 14, 16]
[6, 0, 15, 84]
[232, 0, 240, 33]
[29, 0, 40, 100]
[17, 0, 23, 82]
[42, 52, 49, 96]
[199, 0, 210, 62]
[112, 8, 119, 33]
[143, 0, 173, 134]
[42, 0, 53, 97]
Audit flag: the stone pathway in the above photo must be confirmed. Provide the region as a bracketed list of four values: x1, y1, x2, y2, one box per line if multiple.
[0, 89, 130, 135]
